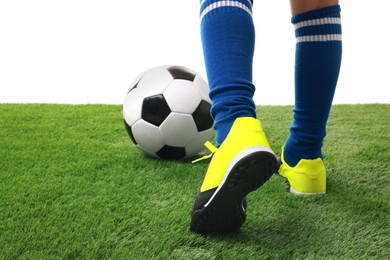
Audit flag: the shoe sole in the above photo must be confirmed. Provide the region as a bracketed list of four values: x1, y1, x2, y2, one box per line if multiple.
[289, 187, 326, 195]
[190, 149, 277, 234]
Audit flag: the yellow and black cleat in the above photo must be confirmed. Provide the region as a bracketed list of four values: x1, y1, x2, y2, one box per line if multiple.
[190, 117, 277, 234]
[278, 148, 326, 195]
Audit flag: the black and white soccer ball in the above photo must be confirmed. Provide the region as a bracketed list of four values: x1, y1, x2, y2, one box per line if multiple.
[123, 65, 214, 159]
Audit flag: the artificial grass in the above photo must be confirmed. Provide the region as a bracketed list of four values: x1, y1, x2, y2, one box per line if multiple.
[0, 104, 389, 259]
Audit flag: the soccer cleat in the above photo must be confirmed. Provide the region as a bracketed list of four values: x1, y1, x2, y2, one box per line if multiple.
[190, 117, 277, 234]
[278, 148, 326, 195]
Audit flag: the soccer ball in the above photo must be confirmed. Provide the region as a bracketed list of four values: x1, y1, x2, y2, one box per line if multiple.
[123, 65, 214, 159]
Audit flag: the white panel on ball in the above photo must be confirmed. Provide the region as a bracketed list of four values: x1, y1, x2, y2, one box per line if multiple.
[131, 120, 164, 155]
[127, 70, 146, 92]
[185, 128, 215, 157]
[123, 90, 143, 126]
[193, 74, 211, 103]
[163, 79, 202, 114]
[159, 112, 197, 147]
[136, 66, 174, 97]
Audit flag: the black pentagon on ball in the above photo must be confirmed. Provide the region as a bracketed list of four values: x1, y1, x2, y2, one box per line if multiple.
[156, 145, 186, 160]
[167, 66, 196, 81]
[192, 100, 213, 132]
[142, 94, 171, 127]
[124, 120, 137, 145]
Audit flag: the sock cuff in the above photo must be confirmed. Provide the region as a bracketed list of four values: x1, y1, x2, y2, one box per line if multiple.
[200, 0, 253, 22]
[291, 5, 341, 24]
[292, 5, 342, 43]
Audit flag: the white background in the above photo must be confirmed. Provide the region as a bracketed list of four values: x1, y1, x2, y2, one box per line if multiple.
[1, 0, 389, 105]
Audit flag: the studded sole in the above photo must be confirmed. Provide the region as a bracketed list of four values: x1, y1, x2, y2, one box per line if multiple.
[190, 151, 277, 234]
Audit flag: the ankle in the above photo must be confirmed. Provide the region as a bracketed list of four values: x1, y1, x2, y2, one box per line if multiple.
[283, 142, 323, 167]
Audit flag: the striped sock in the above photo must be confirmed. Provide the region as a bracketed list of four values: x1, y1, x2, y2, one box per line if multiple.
[284, 5, 343, 167]
[199, 0, 256, 147]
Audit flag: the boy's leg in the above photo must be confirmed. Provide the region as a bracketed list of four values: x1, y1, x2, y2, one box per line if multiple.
[289, 0, 339, 15]
[200, 0, 257, 147]
[280, 1, 342, 194]
[190, 0, 277, 233]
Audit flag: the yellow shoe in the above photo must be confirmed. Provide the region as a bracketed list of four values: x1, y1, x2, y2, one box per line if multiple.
[278, 148, 326, 195]
[190, 117, 277, 234]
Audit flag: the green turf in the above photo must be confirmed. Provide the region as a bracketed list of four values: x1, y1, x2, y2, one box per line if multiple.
[1, 104, 389, 259]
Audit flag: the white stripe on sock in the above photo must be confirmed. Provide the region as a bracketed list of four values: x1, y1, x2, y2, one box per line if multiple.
[294, 17, 341, 29]
[200, 0, 252, 8]
[296, 34, 342, 43]
[200, 0, 252, 21]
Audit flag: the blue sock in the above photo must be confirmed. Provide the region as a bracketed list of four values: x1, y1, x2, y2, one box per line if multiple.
[284, 5, 343, 167]
[200, 0, 256, 147]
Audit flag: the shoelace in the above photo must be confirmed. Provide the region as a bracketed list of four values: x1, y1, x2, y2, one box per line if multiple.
[191, 141, 218, 164]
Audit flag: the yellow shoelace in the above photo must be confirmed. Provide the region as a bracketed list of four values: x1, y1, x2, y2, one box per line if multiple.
[191, 141, 218, 164]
